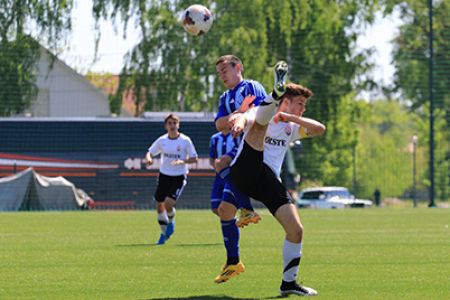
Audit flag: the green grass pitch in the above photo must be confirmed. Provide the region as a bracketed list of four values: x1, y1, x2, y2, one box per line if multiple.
[1, 208, 449, 299]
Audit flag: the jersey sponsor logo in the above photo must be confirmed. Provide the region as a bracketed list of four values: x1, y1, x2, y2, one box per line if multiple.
[265, 136, 287, 147]
[163, 153, 181, 159]
[176, 145, 181, 152]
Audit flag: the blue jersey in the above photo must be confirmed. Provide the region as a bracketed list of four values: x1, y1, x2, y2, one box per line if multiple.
[209, 132, 241, 159]
[209, 132, 241, 209]
[215, 79, 267, 121]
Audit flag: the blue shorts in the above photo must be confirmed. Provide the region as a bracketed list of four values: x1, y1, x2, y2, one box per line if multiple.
[222, 182, 240, 208]
[225, 147, 238, 160]
[210, 175, 225, 209]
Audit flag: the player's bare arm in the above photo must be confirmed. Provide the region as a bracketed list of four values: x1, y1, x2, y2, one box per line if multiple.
[171, 156, 198, 166]
[215, 95, 257, 131]
[145, 152, 153, 166]
[209, 158, 216, 168]
[274, 112, 326, 137]
[215, 115, 230, 131]
[229, 112, 248, 138]
[185, 156, 198, 164]
[237, 95, 256, 113]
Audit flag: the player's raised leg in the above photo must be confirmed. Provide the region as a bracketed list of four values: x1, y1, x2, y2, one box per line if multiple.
[255, 61, 288, 125]
[246, 61, 288, 151]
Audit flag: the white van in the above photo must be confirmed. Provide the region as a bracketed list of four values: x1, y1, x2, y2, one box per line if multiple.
[297, 187, 373, 209]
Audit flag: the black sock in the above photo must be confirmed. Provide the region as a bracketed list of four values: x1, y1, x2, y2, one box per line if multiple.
[227, 256, 239, 265]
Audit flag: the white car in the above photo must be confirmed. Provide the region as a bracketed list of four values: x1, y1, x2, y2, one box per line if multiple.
[297, 187, 373, 209]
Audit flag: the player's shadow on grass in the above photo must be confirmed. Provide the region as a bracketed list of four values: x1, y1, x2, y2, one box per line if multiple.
[145, 296, 282, 300]
[176, 243, 221, 247]
[115, 243, 222, 248]
[145, 295, 287, 300]
[116, 243, 154, 247]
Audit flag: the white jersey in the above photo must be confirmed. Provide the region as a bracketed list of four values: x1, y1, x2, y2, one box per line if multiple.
[232, 108, 301, 178]
[148, 133, 198, 176]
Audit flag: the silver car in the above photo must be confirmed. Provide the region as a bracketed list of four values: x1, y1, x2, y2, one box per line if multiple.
[297, 186, 373, 209]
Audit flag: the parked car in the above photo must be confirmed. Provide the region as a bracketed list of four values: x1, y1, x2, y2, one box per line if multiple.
[297, 186, 373, 209]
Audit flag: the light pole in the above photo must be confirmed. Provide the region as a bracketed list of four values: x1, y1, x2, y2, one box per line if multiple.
[412, 135, 418, 207]
[428, 0, 436, 208]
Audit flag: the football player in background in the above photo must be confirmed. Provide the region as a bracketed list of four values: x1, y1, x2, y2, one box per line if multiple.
[145, 114, 198, 245]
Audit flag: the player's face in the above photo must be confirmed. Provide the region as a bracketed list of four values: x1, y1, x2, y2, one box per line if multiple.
[287, 96, 307, 116]
[165, 118, 179, 133]
[216, 61, 242, 89]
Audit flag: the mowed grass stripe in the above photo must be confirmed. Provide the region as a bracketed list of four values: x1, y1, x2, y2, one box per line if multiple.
[0, 209, 449, 299]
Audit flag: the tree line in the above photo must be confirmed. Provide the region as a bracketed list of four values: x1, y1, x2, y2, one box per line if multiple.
[0, 0, 448, 201]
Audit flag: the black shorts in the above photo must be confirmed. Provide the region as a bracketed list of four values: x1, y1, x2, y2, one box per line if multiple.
[230, 141, 294, 215]
[154, 173, 187, 202]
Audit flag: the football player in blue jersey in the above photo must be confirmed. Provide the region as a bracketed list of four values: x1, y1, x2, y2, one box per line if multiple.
[211, 55, 267, 277]
[214, 54, 266, 227]
[208, 128, 242, 216]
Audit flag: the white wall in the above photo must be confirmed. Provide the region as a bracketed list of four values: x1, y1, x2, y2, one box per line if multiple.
[32, 48, 110, 117]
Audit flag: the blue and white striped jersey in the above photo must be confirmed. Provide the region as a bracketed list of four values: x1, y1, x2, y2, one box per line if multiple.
[209, 132, 242, 159]
[215, 79, 267, 121]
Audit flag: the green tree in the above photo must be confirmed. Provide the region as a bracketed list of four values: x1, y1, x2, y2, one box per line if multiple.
[391, 0, 450, 201]
[262, 0, 379, 187]
[0, 35, 39, 115]
[0, 0, 73, 116]
[355, 100, 426, 200]
[92, 0, 268, 114]
[93, 0, 381, 186]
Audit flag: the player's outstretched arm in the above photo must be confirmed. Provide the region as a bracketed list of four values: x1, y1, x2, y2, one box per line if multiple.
[274, 112, 326, 138]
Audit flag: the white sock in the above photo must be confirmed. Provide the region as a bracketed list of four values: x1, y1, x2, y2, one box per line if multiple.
[282, 239, 302, 282]
[255, 94, 277, 126]
[167, 208, 176, 223]
[157, 211, 169, 234]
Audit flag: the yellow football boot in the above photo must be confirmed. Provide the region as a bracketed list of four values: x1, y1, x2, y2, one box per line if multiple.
[214, 262, 245, 284]
[236, 209, 261, 228]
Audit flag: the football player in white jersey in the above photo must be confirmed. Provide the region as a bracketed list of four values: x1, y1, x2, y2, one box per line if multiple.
[145, 114, 198, 245]
[215, 62, 325, 297]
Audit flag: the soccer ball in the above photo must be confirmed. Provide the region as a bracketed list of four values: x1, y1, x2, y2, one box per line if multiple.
[182, 4, 213, 36]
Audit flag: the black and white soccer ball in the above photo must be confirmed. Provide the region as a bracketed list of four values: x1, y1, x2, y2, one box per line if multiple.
[182, 4, 213, 36]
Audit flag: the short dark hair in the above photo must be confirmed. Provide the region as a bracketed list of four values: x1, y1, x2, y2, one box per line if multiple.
[215, 55, 244, 74]
[164, 113, 180, 124]
[282, 83, 313, 100]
